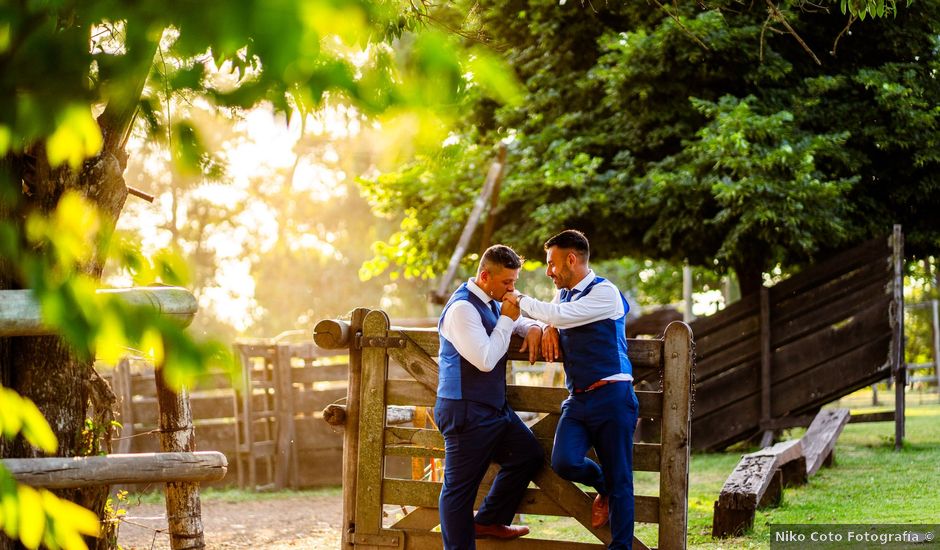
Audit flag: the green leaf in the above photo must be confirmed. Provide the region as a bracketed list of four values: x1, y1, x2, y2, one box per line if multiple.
[45, 105, 103, 169]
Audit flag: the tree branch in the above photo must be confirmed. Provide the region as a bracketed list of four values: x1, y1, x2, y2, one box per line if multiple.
[649, 0, 711, 51]
[765, 0, 822, 65]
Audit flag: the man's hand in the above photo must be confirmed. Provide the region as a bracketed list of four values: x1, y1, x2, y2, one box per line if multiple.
[501, 297, 521, 320]
[502, 291, 520, 306]
[542, 326, 560, 361]
[519, 326, 542, 364]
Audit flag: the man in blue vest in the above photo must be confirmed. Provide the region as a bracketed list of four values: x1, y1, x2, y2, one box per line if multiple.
[506, 229, 638, 550]
[436, 244, 545, 550]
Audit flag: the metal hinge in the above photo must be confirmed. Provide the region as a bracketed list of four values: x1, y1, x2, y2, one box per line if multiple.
[355, 333, 406, 349]
[351, 530, 403, 548]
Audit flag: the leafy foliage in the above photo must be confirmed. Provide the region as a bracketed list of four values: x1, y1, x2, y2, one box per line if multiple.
[0, 387, 100, 549]
[362, 0, 939, 294]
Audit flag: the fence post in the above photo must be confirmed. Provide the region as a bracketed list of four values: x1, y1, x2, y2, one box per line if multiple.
[932, 299, 940, 401]
[154, 339, 206, 550]
[274, 343, 296, 489]
[659, 322, 693, 550]
[353, 310, 391, 546]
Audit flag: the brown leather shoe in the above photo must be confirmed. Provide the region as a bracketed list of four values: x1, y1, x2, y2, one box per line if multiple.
[474, 523, 530, 539]
[591, 494, 609, 528]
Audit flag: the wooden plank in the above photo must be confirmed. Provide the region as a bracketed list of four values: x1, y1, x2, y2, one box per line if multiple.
[772, 277, 891, 351]
[849, 411, 895, 424]
[293, 387, 348, 414]
[771, 334, 893, 417]
[5, 452, 227, 488]
[694, 314, 760, 360]
[891, 225, 905, 450]
[290, 363, 349, 384]
[760, 287, 772, 441]
[802, 409, 850, 476]
[692, 359, 759, 419]
[385, 379, 663, 418]
[390, 507, 440, 530]
[354, 309, 391, 537]
[393, 327, 665, 373]
[132, 394, 239, 425]
[689, 292, 760, 338]
[771, 258, 891, 326]
[382, 479, 661, 524]
[274, 344, 295, 489]
[659, 321, 693, 550]
[770, 297, 893, 385]
[694, 333, 760, 383]
[340, 308, 368, 548]
[403, 531, 606, 550]
[771, 237, 888, 299]
[387, 332, 440, 392]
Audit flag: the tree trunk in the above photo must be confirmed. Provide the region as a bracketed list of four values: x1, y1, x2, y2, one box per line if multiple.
[0, 125, 132, 550]
[735, 261, 765, 298]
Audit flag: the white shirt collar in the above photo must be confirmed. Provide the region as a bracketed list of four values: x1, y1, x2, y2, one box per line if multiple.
[570, 269, 596, 293]
[467, 278, 497, 304]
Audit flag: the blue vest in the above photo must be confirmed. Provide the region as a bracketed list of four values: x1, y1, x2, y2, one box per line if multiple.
[437, 283, 508, 409]
[559, 277, 632, 393]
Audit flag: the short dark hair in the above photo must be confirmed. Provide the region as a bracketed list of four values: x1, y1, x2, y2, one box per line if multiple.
[480, 244, 523, 272]
[544, 229, 590, 261]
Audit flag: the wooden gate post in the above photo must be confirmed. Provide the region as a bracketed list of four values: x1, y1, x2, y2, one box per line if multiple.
[353, 310, 392, 548]
[154, 339, 205, 550]
[659, 321, 693, 549]
[314, 308, 370, 547]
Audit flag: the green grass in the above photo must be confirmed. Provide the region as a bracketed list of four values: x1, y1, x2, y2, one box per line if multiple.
[527, 393, 940, 549]
[121, 390, 940, 549]
[122, 485, 342, 506]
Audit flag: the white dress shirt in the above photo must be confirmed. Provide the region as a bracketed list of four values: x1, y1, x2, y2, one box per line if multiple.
[440, 278, 541, 373]
[518, 270, 632, 382]
[518, 270, 624, 329]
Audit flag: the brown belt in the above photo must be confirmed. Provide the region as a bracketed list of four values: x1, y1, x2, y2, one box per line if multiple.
[573, 379, 628, 394]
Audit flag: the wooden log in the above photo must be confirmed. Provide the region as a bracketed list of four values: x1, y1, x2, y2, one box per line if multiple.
[313, 318, 351, 349]
[712, 439, 803, 538]
[712, 455, 775, 538]
[154, 352, 207, 550]
[0, 286, 197, 336]
[801, 408, 850, 476]
[323, 404, 417, 427]
[4, 452, 227, 488]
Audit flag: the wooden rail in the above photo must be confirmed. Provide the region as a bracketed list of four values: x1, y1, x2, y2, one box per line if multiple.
[4, 452, 227, 489]
[0, 286, 197, 335]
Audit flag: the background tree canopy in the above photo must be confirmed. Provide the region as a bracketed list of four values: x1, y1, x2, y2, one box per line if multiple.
[1, 1, 517, 547]
[362, 0, 940, 296]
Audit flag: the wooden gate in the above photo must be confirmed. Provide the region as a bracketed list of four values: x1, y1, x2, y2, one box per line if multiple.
[315, 308, 695, 550]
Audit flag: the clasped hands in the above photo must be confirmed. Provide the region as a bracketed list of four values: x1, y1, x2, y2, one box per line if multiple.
[501, 291, 559, 363]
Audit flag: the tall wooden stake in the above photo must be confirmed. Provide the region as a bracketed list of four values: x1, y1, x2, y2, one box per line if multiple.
[154, 338, 205, 550]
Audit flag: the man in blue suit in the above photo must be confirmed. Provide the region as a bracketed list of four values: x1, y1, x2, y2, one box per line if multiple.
[436, 244, 545, 550]
[506, 229, 638, 550]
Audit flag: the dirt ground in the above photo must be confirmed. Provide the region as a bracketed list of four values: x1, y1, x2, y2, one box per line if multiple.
[116, 494, 343, 549]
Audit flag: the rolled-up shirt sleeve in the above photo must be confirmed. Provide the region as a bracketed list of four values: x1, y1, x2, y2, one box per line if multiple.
[519, 283, 623, 329]
[440, 301, 514, 372]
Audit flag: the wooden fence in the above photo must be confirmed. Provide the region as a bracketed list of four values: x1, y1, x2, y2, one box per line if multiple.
[105, 343, 349, 490]
[684, 228, 904, 450]
[314, 308, 695, 550]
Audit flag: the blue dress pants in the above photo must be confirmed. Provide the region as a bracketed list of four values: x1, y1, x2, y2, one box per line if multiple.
[435, 397, 544, 550]
[551, 381, 638, 550]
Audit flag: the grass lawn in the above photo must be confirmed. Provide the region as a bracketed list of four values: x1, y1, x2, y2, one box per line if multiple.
[526, 389, 940, 548]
